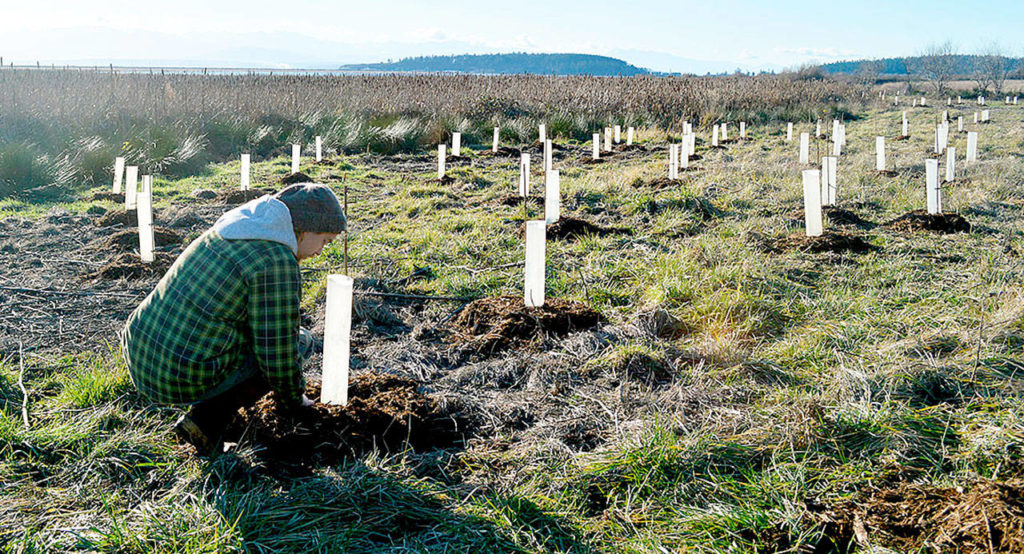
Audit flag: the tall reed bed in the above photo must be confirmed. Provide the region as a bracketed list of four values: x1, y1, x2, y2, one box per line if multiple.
[0, 69, 868, 196]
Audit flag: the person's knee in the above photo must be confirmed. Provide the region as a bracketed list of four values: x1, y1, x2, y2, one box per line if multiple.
[298, 327, 317, 362]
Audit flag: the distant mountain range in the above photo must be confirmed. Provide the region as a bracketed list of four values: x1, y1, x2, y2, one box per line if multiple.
[819, 55, 1024, 77]
[339, 53, 652, 76]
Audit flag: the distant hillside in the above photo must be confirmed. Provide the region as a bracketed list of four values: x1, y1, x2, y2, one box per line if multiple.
[339, 53, 651, 76]
[820, 55, 1024, 77]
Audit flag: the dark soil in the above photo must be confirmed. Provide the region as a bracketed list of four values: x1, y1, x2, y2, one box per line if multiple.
[212, 187, 277, 204]
[446, 155, 471, 163]
[479, 146, 521, 157]
[88, 191, 125, 202]
[448, 295, 601, 354]
[884, 210, 972, 234]
[773, 231, 876, 254]
[280, 171, 314, 185]
[225, 372, 465, 465]
[806, 480, 1024, 553]
[96, 228, 183, 252]
[637, 177, 692, 190]
[497, 194, 543, 208]
[580, 157, 606, 164]
[435, 175, 456, 185]
[790, 206, 875, 229]
[615, 144, 648, 153]
[874, 170, 899, 177]
[93, 209, 138, 228]
[520, 216, 630, 241]
[83, 252, 176, 280]
[893, 134, 910, 141]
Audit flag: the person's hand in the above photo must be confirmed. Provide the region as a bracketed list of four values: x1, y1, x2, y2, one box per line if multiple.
[300, 394, 315, 408]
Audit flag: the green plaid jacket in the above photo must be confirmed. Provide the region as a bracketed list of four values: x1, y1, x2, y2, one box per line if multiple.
[122, 229, 304, 406]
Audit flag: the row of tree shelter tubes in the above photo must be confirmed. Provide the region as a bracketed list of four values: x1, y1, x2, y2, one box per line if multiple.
[800, 107, 989, 238]
[107, 101, 1000, 405]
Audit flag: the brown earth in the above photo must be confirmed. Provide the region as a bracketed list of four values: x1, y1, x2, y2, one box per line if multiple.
[88, 191, 126, 202]
[435, 175, 456, 185]
[280, 171, 314, 185]
[638, 176, 694, 190]
[580, 157, 606, 164]
[448, 295, 601, 354]
[806, 480, 1024, 553]
[615, 144, 648, 153]
[790, 206, 875, 229]
[212, 187, 277, 204]
[773, 231, 876, 254]
[884, 210, 972, 233]
[478, 146, 521, 157]
[225, 372, 465, 466]
[496, 194, 543, 208]
[96, 228, 183, 252]
[83, 252, 176, 280]
[519, 216, 631, 241]
[874, 170, 899, 177]
[93, 209, 139, 228]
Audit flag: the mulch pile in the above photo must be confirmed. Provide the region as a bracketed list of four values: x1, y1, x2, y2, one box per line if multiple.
[88, 191, 126, 202]
[448, 295, 601, 353]
[212, 187, 276, 204]
[93, 209, 139, 228]
[520, 216, 630, 241]
[280, 171, 314, 185]
[496, 194, 543, 208]
[97, 228, 182, 252]
[479, 146, 521, 157]
[884, 210, 972, 234]
[790, 206, 875, 229]
[773, 231, 876, 254]
[806, 480, 1024, 553]
[637, 176, 690, 190]
[83, 252, 175, 280]
[226, 372, 464, 465]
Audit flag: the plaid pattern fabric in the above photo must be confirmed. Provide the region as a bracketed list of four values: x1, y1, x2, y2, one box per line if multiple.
[122, 229, 304, 406]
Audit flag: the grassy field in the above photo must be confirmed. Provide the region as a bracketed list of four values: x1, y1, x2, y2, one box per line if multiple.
[2, 98, 1024, 552]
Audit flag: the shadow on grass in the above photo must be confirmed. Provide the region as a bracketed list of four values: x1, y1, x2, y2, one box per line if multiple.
[204, 457, 592, 553]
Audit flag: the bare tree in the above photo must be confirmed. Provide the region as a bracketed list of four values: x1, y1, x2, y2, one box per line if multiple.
[856, 59, 883, 85]
[910, 40, 959, 93]
[974, 43, 1009, 95]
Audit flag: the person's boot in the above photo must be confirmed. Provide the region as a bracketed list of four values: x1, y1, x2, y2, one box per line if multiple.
[172, 412, 218, 455]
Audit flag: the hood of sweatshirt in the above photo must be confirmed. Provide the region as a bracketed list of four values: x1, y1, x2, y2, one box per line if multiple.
[210, 195, 298, 255]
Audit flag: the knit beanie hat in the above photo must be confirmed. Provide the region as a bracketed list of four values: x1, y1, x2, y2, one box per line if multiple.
[274, 183, 346, 234]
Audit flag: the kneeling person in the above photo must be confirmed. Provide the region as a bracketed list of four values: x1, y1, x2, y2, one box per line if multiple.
[121, 183, 345, 453]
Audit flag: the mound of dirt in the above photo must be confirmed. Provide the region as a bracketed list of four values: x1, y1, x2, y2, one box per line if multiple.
[874, 169, 899, 177]
[435, 175, 456, 185]
[884, 210, 972, 234]
[83, 252, 175, 280]
[790, 206, 875, 229]
[212, 187, 276, 204]
[774, 231, 876, 254]
[280, 171, 314, 185]
[636, 177, 690, 190]
[446, 154, 471, 163]
[807, 480, 1024, 553]
[497, 194, 543, 207]
[97, 228, 182, 252]
[449, 295, 601, 353]
[226, 372, 464, 465]
[93, 209, 138, 228]
[88, 191, 125, 202]
[893, 134, 910, 141]
[521, 216, 630, 241]
[479, 146, 521, 157]
[191, 189, 219, 200]
[580, 157, 606, 164]
[615, 144, 647, 152]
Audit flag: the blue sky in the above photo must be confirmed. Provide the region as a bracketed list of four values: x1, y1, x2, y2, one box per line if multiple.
[1, 0, 1022, 72]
